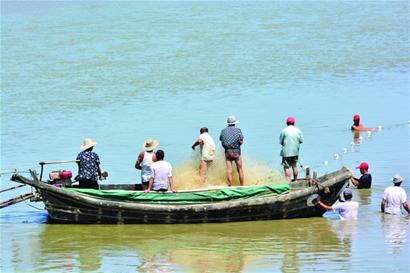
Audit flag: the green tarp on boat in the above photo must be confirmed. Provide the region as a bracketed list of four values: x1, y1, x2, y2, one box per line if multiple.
[66, 184, 290, 204]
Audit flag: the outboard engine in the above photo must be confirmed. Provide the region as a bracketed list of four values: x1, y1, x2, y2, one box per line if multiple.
[48, 170, 73, 187]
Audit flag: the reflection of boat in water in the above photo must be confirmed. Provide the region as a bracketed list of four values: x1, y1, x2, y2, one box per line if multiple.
[33, 219, 350, 273]
[11, 167, 351, 224]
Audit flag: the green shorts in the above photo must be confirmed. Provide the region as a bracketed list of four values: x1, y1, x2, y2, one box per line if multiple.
[281, 156, 298, 168]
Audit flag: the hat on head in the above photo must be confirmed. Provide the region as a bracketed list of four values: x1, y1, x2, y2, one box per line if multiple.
[287, 117, 295, 124]
[343, 189, 353, 199]
[392, 174, 403, 184]
[225, 115, 239, 125]
[80, 138, 97, 151]
[356, 162, 369, 170]
[353, 114, 360, 121]
[143, 138, 159, 151]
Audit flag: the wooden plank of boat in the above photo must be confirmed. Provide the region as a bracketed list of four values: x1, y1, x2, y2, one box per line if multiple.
[10, 167, 352, 224]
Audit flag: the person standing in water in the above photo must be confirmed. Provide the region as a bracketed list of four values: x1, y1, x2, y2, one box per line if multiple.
[75, 138, 103, 189]
[381, 174, 410, 215]
[351, 162, 372, 189]
[351, 114, 377, 131]
[192, 127, 216, 184]
[317, 189, 359, 220]
[279, 117, 303, 181]
[219, 116, 245, 186]
[135, 138, 159, 190]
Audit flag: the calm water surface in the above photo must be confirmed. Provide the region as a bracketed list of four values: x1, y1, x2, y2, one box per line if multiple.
[1, 1, 409, 272]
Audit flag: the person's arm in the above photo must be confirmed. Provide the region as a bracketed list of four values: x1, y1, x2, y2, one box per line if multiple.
[192, 138, 203, 150]
[97, 164, 103, 180]
[317, 199, 333, 211]
[403, 202, 410, 214]
[144, 177, 153, 193]
[135, 152, 144, 170]
[381, 198, 386, 213]
[351, 177, 359, 187]
[168, 176, 176, 193]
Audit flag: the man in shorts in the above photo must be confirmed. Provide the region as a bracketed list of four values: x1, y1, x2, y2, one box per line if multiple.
[219, 116, 244, 186]
[192, 127, 216, 184]
[279, 117, 303, 181]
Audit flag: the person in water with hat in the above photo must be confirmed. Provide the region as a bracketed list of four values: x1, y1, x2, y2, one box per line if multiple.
[219, 115, 244, 186]
[75, 138, 103, 189]
[381, 174, 410, 215]
[279, 117, 303, 181]
[317, 189, 359, 220]
[351, 162, 372, 189]
[135, 138, 159, 190]
[351, 114, 377, 131]
[192, 127, 216, 184]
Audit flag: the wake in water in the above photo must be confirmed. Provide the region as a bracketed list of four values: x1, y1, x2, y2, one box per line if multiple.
[173, 150, 284, 190]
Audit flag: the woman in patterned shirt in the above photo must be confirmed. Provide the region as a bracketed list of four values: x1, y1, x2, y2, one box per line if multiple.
[75, 138, 103, 189]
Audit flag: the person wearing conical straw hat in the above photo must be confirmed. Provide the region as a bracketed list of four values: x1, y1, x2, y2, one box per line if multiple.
[381, 174, 410, 215]
[135, 138, 159, 190]
[74, 138, 103, 189]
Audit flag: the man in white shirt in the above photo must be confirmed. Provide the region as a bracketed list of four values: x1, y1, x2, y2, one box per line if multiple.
[192, 127, 216, 184]
[381, 174, 410, 215]
[144, 150, 176, 193]
[317, 189, 359, 220]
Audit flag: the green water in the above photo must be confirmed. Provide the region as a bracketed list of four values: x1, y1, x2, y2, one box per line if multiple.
[1, 1, 409, 272]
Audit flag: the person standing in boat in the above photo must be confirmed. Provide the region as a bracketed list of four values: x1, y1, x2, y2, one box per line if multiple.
[279, 117, 303, 181]
[192, 127, 216, 184]
[219, 115, 244, 186]
[381, 174, 410, 215]
[135, 138, 159, 190]
[351, 162, 372, 189]
[144, 150, 176, 193]
[75, 138, 103, 189]
[317, 189, 359, 220]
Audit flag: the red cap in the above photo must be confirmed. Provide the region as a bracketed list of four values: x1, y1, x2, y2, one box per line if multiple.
[356, 162, 369, 169]
[287, 117, 295, 124]
[353, 114, 360, 121]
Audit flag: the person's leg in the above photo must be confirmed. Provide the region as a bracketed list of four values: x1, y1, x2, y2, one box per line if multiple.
[282, 157, 291, 181]
[199, 160, 207, 184]
[225, 158, 233, 186]
[291, 161, 298, 181]
[235, 156, 245, 186]
[284, 167, 291, 181]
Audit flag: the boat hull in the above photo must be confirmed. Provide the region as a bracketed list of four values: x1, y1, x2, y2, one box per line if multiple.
[11, 167, 351, 224]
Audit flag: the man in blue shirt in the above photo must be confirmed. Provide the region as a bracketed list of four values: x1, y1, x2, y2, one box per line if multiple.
[220, 116, 244, 186]
[351, 162, 372, 189]
[279, 117, 303, 181]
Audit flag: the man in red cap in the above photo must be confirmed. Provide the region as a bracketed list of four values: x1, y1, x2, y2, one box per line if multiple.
[351, 162, 372, 189]
[279, 117, 303, 181]
[351, 114, 376, 131]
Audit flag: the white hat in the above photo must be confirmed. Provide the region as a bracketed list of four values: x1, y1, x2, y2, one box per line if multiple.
[225, 115, 239, 125]
[392, 174, 403, 184]
[80, 138, 97, 150]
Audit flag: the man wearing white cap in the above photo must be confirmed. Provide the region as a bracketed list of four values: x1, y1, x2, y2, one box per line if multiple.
[219, 115, 244, 186]
[381, 175, 410, 215]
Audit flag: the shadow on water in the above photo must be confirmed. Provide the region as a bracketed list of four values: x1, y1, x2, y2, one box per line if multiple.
[14, 218, 356, 273]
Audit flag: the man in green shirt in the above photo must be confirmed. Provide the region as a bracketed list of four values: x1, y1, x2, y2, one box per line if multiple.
[279, 117, 304, 181]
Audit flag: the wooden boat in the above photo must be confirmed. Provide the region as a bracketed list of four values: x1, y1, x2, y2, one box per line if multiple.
[11, 167, 352, 224]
